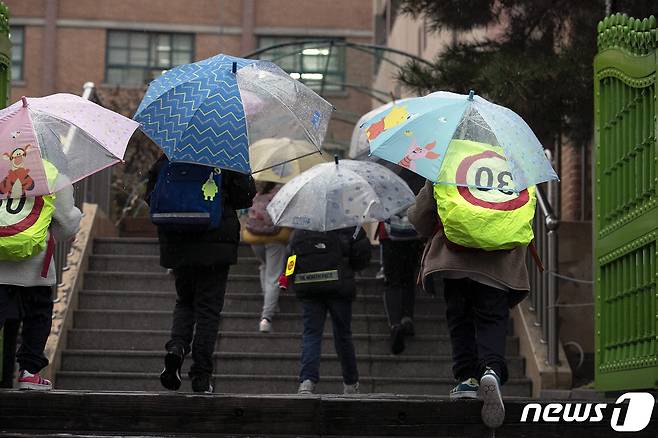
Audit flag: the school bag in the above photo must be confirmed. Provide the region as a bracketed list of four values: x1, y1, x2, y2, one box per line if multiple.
[246, 187, 280, 236]
[0, 160, 57, 261]
[433, 139, 536, 251]
[288, 230, 350, 298]
[149, 161, 223, 232]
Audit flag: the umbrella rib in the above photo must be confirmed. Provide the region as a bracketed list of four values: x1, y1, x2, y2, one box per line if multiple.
[240, 79, 326, 152]
[250, 150, 322, 175]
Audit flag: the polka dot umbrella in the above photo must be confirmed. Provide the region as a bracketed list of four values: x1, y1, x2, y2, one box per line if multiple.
[266, 158, 416, 232]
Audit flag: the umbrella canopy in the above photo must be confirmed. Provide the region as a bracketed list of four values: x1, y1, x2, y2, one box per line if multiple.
[349, 98, 413, 160]
[250, 137, 329, 184]
[0, 94, 139, 199]
[134, 54, 333, 174]
[266, 159, 415, 232]
[363, 90, 558, 192]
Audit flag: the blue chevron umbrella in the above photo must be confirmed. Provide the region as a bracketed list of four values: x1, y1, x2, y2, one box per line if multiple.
[134, 54, 333, 173]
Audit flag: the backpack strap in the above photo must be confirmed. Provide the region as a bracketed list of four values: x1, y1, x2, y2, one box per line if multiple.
[528, 240, 544, 273]
[40, 234, 56, 278]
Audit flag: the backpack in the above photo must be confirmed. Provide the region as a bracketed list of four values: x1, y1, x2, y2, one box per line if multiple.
[149, 162, 223, 232]
[384, 211, 419, 241]
[289, 230, 349, 297]
[0, 161, 57, 261]
[433, 140, 536, 251]
[246, 187, 280, 236]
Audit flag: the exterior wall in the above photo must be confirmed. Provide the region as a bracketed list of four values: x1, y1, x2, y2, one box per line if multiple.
[255, 0, 371, 31]
[6, 0, 373, 150]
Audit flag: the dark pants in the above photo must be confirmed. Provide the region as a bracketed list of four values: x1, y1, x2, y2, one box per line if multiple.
[1, 320, 20, 387]
[166, 264, 230, 378]
[382, 239, 423, 327]
[299, 297, 358, 385]
[0, 285, 53, 376]
[440, 277, 523, 385]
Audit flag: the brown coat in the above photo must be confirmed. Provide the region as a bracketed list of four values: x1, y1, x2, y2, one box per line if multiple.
[408, 181, 530, 293]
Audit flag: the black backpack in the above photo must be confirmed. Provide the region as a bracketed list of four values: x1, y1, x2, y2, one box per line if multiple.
[289, 230, 350, 298]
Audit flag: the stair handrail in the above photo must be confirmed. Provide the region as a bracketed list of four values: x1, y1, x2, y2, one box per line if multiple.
[527, 151, 560, 366]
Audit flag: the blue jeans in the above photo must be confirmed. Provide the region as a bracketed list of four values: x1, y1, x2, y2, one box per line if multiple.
[299, 298, 358, 385]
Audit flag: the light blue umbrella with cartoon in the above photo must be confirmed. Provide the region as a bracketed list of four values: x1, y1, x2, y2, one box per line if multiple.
[363, 90, 558, 192]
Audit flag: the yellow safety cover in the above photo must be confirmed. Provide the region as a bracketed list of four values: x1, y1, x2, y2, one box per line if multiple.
[433, 139, 536, 251]
[0, 161, 58, 260]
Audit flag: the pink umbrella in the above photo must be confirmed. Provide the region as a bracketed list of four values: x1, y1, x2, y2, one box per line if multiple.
[0, 94, 139, 199]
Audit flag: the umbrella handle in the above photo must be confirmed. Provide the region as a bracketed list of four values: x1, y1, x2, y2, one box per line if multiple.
[353, 199, 376, 239]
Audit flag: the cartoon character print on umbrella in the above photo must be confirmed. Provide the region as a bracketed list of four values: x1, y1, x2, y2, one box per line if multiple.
[398, 131, 440, 172]
[366, 105, 411, 141]
[0, 131, 36, 198]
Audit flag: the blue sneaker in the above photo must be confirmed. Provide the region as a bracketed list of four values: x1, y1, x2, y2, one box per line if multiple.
[449, 377, 479, 399]
[479, 368, 505, 428]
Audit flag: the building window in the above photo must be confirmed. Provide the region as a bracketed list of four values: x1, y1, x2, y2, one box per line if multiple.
[257, 37, 345, 92]
[10, 26, 24, 81]
[105, 30, 194, 85]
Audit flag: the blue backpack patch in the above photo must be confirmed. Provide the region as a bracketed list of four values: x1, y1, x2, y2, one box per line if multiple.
[150, 162, 223, 232]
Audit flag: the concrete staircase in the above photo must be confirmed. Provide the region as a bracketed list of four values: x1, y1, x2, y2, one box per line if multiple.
[56, 237, 532, 396]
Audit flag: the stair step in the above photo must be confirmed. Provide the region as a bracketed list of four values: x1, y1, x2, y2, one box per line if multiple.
[64, 329, 520, 356]
[72, 309, 513, 334]
[83, 271, 384, 293]
[77, 290, 446, 315]
[93, 238, 381, 260]
[60, 350, 525, 378]
[54, 371, 532, 396]
[89, 254, 383, 276]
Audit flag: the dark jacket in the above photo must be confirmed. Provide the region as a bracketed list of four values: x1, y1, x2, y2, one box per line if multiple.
[145, 156, 256, 268]
[288, 227, 371, 301]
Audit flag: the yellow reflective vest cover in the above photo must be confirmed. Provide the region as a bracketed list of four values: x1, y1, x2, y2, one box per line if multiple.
[0, 161, 58, 260]
[433, 139, 536, 251]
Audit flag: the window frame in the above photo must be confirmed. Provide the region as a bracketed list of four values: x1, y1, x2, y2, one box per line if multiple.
[104, 30, 195, 86]
[257, 36, 346, 93]
[10, 26, 25, 82]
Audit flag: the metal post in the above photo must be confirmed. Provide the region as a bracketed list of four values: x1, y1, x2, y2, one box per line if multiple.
[547, 227, 559, 365]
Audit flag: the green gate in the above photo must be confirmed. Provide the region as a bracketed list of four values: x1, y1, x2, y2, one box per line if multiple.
[593, 13, 658, 391]
[0, 1, 10, 382]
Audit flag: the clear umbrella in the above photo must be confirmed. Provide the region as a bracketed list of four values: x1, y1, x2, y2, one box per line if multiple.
[0, 94, 139, 199]
[249, 137, 328, 183]
[266, 158, 416, 232]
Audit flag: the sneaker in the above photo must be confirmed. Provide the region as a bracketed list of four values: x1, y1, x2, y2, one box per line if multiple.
[343, 382, 360, 395]
[297, 379, 315, 395]
[401, 317, 415, 337]
[191, 374, 214, 393]
[259, 318, 272, 333]
[449, 377, 479, 399]
[390, 324, 405, 355]
[160, 346, 184, 391]
[479, 369, 505, 428]
[17, 370, 52, 391]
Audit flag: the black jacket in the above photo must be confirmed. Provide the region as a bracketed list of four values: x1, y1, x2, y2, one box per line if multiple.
[288, 227, 371, 301]
[145, 156, 256, 268]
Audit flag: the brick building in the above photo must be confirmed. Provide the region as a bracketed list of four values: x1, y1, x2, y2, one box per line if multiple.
[6, 0, 374, 152]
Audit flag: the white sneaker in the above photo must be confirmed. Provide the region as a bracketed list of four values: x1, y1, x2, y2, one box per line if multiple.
[343, 382, 359, 395]
[298, 379, 315, 394]
[479, 369, 505, 429]
[259, 318, 272, 333]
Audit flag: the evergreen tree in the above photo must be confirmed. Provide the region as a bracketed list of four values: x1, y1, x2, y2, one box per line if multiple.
[397, 0, 657, 148]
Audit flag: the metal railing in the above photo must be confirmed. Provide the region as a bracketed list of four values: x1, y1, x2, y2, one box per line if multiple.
[527, 170, 560, 366]
[54, 82, 113, 286]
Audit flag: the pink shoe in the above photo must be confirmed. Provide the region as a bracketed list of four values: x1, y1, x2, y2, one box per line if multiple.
[17, 370, 52, 391]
